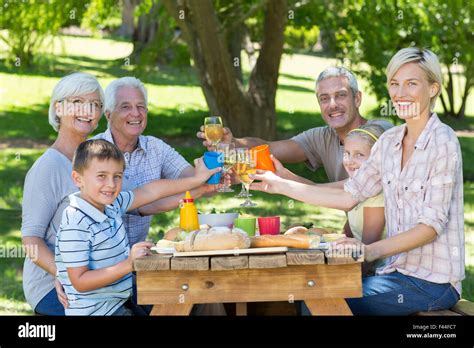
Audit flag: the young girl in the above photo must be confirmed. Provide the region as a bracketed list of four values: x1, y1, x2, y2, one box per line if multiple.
[252, 47, 464, 315]
[343, 124, 386, 274]
[343, 124, 386, 241]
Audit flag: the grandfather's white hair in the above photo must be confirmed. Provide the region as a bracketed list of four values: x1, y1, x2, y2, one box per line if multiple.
[386, 47, 443, 111]
[48, 72, 105, 132]
[104, 76, 148, 114]
[315, 66, 359, 96]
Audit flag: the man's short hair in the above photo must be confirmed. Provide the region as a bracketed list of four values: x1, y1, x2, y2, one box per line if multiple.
[104, 76, 148, 114]
[73, 139, 126, 173]
[316, 66, 359, 97]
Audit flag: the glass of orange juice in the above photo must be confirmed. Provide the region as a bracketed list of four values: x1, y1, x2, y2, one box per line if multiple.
[204, 116, 224, 148]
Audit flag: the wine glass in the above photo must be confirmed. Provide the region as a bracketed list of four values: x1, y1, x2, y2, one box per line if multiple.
[234, 148, 252, 198]
[204, 116, 224, 148]
[216, 143, 235, 193]
[235, 149, 257, 207]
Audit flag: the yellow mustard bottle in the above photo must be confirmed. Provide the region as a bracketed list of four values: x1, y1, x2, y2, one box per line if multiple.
[179, 191, 200, 232]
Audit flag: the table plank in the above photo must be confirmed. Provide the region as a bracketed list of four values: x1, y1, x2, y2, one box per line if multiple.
[304, 298, 353, 315]
[150, 303, 193, 316]
[171, 257, 209, 270]
[134, 254, 171, 271]
[236, 303, 247, 316]
[211, 256, 249, 271]
[248, 254, 287, 269]
[137, 264, 361, 305]
[286, 250, 325, 265]
[325, 247, 364, 265]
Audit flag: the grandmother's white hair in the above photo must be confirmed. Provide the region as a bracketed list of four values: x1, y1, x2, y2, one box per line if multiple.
[48, 72, 104, 132]
[315, 66, 359, 97]
[386, 47, 443, 111]
[104, 77, 148, 115]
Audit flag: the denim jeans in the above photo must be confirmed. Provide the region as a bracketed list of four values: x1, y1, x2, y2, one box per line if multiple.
[301, 271, 459, 316]
[34, 288, 65, 316]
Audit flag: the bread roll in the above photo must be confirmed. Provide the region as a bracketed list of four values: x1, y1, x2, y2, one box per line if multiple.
[156, 239, 178, 248]
[251, 234, 320, 249]
[164, 227, 185, 241]
[175, 228, 251, 252]
[284, 226, 308, 235]
[307, 227, 330, 235]
[322, 233, 344, 242]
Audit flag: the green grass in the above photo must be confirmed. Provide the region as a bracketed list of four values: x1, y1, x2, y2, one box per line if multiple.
[0, 34, 473, 314]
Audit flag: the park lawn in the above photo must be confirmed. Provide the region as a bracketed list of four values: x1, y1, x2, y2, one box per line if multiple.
[0, 34, 473, 314]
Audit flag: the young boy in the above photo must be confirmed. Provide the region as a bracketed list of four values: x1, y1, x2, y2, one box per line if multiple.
[55, 139, 219, 315]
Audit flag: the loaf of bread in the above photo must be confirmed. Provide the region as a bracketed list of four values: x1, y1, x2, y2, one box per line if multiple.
[164, 227, 185, 241]
[175, 227, 251, 252]
[250, 234, 320, 249]
[284, 226, 308, 235]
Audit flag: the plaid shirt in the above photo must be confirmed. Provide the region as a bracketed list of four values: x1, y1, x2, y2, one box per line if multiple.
[94, 129, 191, 246]
[344, 114, 464, 294]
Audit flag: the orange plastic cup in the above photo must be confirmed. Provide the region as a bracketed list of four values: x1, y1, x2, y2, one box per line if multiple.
[251, 144, 275, 172]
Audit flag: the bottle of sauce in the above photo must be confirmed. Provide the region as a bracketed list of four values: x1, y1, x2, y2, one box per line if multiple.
[179, 191, 200, 232]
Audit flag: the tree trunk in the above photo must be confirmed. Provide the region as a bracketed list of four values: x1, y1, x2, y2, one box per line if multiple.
[117, 0, 137, 38]
[162, 0, 287, 139]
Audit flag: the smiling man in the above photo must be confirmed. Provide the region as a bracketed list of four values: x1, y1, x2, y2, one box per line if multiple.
[198, 66, 393, 184]
[94, 77, 212, 246]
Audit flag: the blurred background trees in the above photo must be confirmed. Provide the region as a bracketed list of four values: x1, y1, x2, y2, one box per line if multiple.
[1, 0, 472, 131]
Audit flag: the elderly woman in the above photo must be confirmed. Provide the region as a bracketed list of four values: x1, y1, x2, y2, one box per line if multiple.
[21, 72, 104, 315]
[252, 47, 464, 315]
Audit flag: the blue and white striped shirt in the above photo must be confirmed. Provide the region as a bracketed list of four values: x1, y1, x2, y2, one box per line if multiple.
[55, 191, 134, 316]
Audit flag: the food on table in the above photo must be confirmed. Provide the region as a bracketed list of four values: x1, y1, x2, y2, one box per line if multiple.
[284, 226, 308, 235]
[179, 191, 200, 232]
[250, 234, 320, 249]
[307, 227, 331, 235]
[321, 233, 344, 242]
[197, 211, 239, 227]
[163, 227, 186, 241]
[156, 239, 178, 248]
[175, 226, 251, 252]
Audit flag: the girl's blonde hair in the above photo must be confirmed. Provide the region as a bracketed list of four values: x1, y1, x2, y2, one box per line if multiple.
[386, 47, 443, 111]
[346, 123, 386, 148]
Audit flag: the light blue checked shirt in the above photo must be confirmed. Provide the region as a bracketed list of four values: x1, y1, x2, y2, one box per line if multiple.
[55, 191, 134, 316]
[94, 129, 191, 246]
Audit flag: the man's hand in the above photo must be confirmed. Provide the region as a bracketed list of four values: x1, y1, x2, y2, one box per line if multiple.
[270, 155, 294, 180]
[194, 157, 221, 183]
[127, 241, 154, 270]
[55, 279, 69, 309]
[197, 125, 234, 151]
[250, 170, 287, 194]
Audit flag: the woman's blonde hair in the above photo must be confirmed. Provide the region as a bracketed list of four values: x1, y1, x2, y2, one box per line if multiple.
[346, 123, 386, 148]
[386, 47, 443, 111]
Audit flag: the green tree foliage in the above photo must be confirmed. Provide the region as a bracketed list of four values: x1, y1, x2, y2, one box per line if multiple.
[0, 0, 83, 67]
[312, 0, 474, 118]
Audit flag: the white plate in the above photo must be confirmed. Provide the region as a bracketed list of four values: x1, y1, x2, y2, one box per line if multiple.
[151, 246, 175, 254]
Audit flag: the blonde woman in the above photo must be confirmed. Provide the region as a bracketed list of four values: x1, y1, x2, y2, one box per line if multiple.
[252, 48, 464, 315]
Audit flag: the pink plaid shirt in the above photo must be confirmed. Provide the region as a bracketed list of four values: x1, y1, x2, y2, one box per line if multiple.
[344, 114, 464, 294]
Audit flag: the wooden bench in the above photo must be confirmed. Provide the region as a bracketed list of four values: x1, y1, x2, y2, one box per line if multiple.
[416, 299, 474, 316]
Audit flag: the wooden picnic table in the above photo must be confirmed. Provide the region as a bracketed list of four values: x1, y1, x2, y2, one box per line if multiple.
[134, 247, 363, 316]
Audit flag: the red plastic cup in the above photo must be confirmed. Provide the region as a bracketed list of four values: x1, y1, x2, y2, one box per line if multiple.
[258, 216, 281, 235]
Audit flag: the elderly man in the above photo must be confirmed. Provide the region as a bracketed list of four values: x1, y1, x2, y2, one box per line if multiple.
[95, 77, 213, 246]
[198, 66, 393, 185]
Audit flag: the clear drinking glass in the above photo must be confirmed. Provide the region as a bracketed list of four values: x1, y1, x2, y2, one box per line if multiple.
[204, 116, 224, 148]
[216, 143, 235, 193]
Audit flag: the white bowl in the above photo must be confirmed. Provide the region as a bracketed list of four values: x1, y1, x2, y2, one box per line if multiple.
[198, 212, 239, 227]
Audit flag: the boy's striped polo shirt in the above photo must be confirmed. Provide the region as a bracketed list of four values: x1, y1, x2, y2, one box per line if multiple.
[55, 191, 134, 316]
